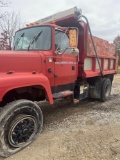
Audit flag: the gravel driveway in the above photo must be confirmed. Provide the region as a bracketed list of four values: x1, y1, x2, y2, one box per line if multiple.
[1, 74, 120, 160]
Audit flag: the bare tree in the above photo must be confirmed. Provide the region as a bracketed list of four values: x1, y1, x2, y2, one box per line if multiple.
[114, 36, 120, 51]
[0, 11, 22, 48]
[0, 0, 10, 19]
[114, 35, 120, 66]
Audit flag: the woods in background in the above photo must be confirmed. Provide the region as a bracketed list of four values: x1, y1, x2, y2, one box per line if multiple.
[114, 36, 120, 66]
[0, 0, 23, 50]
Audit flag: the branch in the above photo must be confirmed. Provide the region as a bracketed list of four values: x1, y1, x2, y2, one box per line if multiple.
[0, 0, 10, 7]
[0, 12, 7, 18]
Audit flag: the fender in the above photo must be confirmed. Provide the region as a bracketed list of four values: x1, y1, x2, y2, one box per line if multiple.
[0, 73, 53, 104]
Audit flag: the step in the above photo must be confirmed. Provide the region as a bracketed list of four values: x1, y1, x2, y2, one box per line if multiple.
[73, 98, 80, 104]
[52, 90, 73, 99]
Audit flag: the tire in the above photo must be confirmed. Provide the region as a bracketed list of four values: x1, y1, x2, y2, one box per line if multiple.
[101, 78, 112, 102]
[0, 99, 43, 157]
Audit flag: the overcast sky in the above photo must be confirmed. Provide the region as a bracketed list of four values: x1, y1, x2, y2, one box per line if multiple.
[2, 0, 120, 41]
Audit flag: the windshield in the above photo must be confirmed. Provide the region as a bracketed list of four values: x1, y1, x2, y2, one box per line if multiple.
[13, 26, 51, 50]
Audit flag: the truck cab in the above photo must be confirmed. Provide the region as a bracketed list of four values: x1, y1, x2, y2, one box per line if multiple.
[13, 23, 79, 94]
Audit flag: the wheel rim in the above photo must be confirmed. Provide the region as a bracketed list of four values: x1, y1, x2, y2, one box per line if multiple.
[105, 83, 111, 97]
[8, 115, 37, 148]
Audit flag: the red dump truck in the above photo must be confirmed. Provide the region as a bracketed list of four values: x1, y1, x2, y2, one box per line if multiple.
[0, 7, 118, 157]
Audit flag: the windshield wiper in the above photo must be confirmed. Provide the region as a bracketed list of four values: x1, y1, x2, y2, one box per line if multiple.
[13, 33, 24, 50]
[28, 31, 42, 51]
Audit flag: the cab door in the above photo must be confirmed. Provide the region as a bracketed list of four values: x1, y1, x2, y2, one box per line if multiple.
[54, 30, 78, 86]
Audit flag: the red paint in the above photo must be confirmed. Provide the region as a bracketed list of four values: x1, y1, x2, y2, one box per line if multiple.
[0, 12, 118, 104]
[0, 73, 53, 104]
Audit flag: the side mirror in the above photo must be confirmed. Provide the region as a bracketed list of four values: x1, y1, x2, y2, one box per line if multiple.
[69, 28, 79, 56]
[69, 28, 78, 48]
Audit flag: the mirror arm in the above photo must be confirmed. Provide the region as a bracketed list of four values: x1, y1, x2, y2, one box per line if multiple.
[55, 47, 69, 54]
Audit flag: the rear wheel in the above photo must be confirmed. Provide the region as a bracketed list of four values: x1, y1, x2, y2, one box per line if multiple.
[0, 100, 43, 157]
[101, 78, 112, 102]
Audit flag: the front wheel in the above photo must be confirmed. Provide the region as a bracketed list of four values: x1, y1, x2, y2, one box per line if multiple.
[0, 100, 43, 157]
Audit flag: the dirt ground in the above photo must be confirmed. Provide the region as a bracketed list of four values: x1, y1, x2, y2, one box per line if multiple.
[1, 74, 120, 160]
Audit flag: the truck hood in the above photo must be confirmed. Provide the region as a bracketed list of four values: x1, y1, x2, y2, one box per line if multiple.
[0, 50, 42, 74]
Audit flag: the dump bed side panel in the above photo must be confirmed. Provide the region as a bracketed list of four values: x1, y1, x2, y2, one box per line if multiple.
[83, 33, 117, 78]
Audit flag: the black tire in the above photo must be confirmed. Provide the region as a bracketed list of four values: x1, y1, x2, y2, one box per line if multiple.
[101, 78, 112, 102]
[0, 100, 43, 157]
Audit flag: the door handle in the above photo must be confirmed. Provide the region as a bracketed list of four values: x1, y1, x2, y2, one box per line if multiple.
[48, 68, 58, 78]
[72, 66, 75, 70]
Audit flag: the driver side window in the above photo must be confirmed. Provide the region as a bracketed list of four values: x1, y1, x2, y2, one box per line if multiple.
[55, 30, 70, 53]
